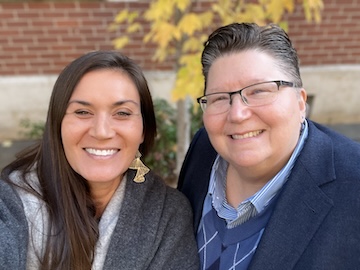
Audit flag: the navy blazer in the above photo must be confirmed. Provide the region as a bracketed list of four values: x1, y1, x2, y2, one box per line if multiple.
[178, 120, 360, 270]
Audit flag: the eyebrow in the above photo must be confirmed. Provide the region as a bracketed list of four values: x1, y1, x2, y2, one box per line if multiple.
[68, 99, 140, 107]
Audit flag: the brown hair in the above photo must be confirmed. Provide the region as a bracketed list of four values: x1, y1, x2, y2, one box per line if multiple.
[1, 51, 156, 269]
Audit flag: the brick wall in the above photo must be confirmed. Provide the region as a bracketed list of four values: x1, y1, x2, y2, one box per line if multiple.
[286, 0, 360, 65]
[0, 0, 359, 76]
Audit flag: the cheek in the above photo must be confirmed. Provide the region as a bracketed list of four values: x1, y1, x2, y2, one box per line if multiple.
[203, 114, 223, 134]
[120, 120, 144, 144]
[61, 119, 82, 154]
[265, 105, 302, 145]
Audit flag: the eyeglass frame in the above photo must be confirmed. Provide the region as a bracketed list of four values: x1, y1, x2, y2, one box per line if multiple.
[197, 80, 297, 113]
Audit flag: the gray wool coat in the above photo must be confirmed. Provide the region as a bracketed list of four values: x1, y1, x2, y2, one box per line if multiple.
[0, 177, 28, 269]
[0, 169, 200, 270]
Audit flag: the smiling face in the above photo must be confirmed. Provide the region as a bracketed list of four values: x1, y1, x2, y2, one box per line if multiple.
[61, 69, 144, 187]
[203, 50, 307, 182]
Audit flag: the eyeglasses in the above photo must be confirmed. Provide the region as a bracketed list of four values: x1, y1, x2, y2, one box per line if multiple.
[197, 80, 296, 115]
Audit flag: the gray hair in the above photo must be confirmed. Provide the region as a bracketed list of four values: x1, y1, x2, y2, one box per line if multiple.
[201, 23, 303, 92]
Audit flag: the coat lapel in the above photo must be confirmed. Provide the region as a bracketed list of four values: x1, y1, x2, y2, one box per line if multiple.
[250, 122, 336, 269]
[103, 170, 155, 269]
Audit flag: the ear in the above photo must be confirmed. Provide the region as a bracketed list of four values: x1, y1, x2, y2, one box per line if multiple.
[298, 88, 307, 121]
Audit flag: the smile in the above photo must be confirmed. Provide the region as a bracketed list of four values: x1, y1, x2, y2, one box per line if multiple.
[231, 130, 263, 139]
[85, 148, 119, 156]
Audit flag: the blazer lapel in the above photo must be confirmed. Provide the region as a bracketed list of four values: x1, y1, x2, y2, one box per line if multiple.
[103, 170, 150, 269]
[250, 122, 336, 269]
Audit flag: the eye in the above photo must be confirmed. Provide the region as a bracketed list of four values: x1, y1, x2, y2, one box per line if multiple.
[114, 110, 133, 119]
[208, 93, 230, 105]
[246, 87, 273, 97]
[117, 111, 131, 116]
[75, 110, 90, 115]
[249, 88, 268, 95]
[74, 110, 93, 118]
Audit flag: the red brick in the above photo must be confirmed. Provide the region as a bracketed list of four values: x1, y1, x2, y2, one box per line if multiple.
[0, 3, 26, 9]
[0, 1, 359, 76]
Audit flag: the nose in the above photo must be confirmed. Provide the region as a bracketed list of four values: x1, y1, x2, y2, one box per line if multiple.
[89, 114, 116, 140]
[228, 94, 251, 121]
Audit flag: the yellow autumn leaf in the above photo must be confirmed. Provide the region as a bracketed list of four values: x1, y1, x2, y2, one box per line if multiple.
[114, 10, 130, 24]
[145, 22, 177, 49]
[178, 13, 203, 35]
[182, 37, 203, 53]
[127, 12, 139, 24]
[145, 0, 175, 21]
[175, 0, 191, 12]
[283, 0, 295, 11]
[212, 2, 232, 22]
[110, 0, 324, 103]
[172, 53, 203, 100]
[241, 4, 267, 24]
[153, 46, 177, 62]
[267, 0, 285, 23]
[172, 71, 203, 101]
[198, 12, 214, 27]
[153, 47, 168, 62]
[303, 0, 323, 22]
[266, 0, 294, 23]
[128, 23, 142, 34]
[277, 21, 289, 31]
[112, 36, 129, 49]
[179, 53, 200, 67]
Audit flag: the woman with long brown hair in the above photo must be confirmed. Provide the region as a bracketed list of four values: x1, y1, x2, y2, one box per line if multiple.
[0, 50, 199, 269]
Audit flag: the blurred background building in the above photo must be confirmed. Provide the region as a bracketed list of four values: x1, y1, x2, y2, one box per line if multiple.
[1, 0, 359, 140]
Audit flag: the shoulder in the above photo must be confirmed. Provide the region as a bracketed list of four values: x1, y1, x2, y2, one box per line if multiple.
[308, 121, 360, 166]
[107, 171, 198, 270]
[178, 127, 217, 188]
[0, 179, 28, 269]
[310, 121, 360, 147]
[126, 170, 192, 215]
[144, 171, 193, 215]
[188, 127, 215, 154]
[302, 121, 360, 198]
[0, 178, 25, 220]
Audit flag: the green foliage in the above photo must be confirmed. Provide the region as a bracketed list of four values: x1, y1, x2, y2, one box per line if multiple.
[19, 118, 45, 139]
[144, 99, 177, 185]
[144, 99, 202, 186]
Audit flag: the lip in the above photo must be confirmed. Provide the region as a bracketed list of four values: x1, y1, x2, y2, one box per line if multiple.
[84, 148, 120, 156]
[230, 129, 264, 140]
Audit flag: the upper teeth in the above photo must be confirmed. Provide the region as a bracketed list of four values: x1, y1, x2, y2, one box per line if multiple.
[85, 148, 117, 156]
[232, 130, 262, 139]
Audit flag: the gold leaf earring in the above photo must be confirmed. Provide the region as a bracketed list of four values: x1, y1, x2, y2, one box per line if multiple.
[129, 150, 149, 183]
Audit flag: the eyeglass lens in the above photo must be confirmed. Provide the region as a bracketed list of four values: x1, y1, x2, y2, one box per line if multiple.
[200, 81, 284, 114]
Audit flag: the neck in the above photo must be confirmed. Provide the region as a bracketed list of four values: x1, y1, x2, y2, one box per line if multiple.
[89, 178, 122, 218]
[225, 165, 269, 207]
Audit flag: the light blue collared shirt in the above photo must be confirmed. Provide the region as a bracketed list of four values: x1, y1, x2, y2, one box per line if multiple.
[201, 120, 309, 229]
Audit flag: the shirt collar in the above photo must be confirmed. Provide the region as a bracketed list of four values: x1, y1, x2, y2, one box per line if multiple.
[209, 120, 309, 218]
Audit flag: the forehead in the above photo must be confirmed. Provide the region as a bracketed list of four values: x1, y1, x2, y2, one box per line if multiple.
[70, 69, 140, 103]
[206, 50, 285, 92]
